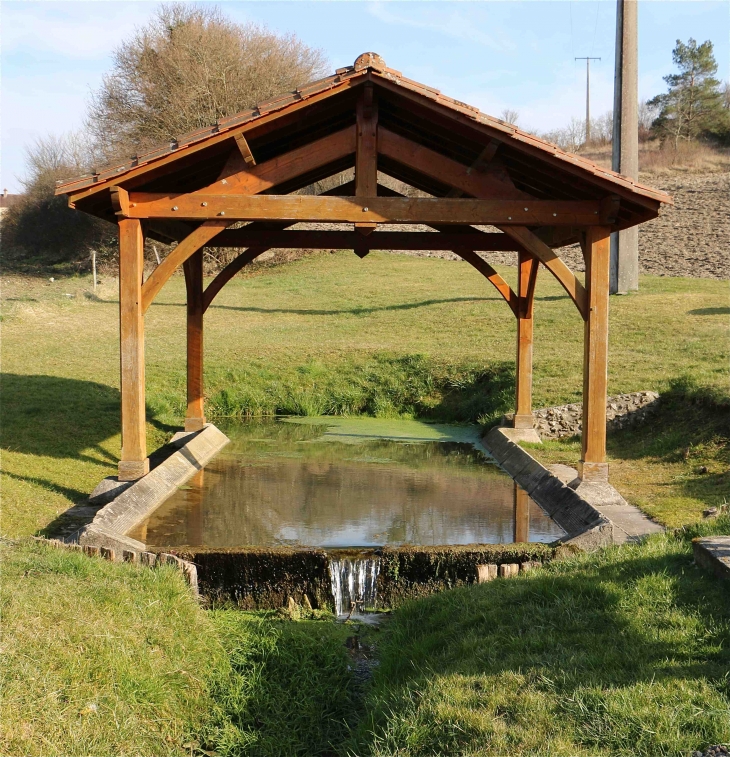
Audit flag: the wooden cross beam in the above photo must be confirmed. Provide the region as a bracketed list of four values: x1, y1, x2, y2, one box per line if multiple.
[205, 229, 522, 251]
[125, 194, 601, 225]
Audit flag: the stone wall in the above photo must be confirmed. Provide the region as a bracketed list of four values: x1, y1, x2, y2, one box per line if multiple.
[529, 391, 660, 440]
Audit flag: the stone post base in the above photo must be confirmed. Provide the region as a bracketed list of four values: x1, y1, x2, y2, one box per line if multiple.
[118, 458, 150, 481]
[513, 413, 535, 430]
[185, 417, 206, 432]
[577, 460, 609, 482]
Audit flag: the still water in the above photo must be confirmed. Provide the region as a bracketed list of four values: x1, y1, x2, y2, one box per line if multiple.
[131, 418, 565, 548]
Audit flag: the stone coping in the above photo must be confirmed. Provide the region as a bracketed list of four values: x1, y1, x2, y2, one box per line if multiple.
[67, 424, 230, 553]
[483, 426, 649, 549]
[693, 536, 730, 581]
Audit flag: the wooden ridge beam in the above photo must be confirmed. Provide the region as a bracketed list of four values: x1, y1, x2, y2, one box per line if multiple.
[206, 229, 521, 251]
[378, 128, 529, 200]
[499, 225, 587, 318]
[125, 194, 601, 225]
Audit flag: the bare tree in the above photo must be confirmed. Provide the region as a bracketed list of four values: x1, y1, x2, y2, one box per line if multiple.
[2, 133, 117, 266]
[500, 108, 520, 126]
[87, 4, 328, 162]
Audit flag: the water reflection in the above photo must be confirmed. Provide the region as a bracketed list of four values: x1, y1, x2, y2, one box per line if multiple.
[132, 419, 565, 548]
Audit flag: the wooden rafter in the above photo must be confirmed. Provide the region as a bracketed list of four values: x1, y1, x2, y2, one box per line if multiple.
[378, 129, 527, 200]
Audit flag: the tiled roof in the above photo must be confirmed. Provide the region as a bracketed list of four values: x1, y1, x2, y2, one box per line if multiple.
[55, 52, 671, 207]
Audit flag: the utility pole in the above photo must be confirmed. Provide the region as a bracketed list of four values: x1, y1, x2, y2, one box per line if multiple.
[611, 0, 639, 293]
[575, 57, 601, 144]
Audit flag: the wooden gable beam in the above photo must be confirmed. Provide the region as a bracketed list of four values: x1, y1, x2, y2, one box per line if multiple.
[234, 132, 256, 166]
[206, 229, 521, 251]
[125, 194, 601, 225]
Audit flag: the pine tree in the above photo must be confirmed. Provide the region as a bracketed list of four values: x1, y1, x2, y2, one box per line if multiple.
[649, 38, 729, 145]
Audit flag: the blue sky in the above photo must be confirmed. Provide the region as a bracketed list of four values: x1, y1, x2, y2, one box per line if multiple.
[2, 0, 728, 192]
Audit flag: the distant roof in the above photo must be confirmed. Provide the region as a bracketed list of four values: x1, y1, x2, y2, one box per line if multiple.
[56, 52, 671, 234]
[0, 192, 23, 209]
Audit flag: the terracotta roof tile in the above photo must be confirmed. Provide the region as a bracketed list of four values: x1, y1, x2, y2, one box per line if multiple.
[55, 52, 671, 206]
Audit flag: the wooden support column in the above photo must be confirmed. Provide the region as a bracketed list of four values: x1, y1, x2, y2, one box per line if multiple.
[118, 218, 149, 480]
[513, 483, 530, 543]
[514, 250, 539, 429]
[354, 84, 378, 248]
[579, 226, 612, 482]
[183, 249, 205, 432]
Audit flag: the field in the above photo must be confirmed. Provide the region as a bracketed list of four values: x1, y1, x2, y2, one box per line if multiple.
[2, 251, 729, 756]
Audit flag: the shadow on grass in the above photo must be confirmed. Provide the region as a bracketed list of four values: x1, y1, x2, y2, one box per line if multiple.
[688, 307, 730, 316]
[0, 373, 177, 461]
[156, 296, 499, 317]
[349, 529, 730, 755]
[605, 379, 730, 507]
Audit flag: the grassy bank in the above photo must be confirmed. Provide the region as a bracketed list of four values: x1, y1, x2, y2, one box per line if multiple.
[351, 518, 730, 757]
[4, 520, 730, 757]
[1, 253, 727, 536]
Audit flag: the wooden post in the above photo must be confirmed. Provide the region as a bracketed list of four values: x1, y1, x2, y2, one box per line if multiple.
[579, 226, 611, 482]
[184, 249, 205, 432]
[513, 483, 530, 543]
[514, 250, 538, 429]
[118, 218, 149, 480]
[354, 84, 378, 244]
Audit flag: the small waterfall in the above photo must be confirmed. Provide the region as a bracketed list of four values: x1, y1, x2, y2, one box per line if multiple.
[328, 555, 380, 617]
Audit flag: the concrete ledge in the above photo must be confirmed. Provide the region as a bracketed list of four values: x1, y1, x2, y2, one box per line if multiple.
[70, 424, 229, 549]
[483, 427, 665, 547]
[693, 537, 730, 581]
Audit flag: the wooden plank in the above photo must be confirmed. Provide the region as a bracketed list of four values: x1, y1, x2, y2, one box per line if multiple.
[207, 229, 521, 251]
[579, 226, 612, 482]
[445, 140, 502, 198]
[183, 249, 205, 431]
[499, 225, 587, 318]
[379, 128, 529, 200]
[453, 247, 519, 316]
[110, 186, 130, 216]
[514, 250, 539, 427]
[234, 132, 256, 166]
[118, 218, 149, 480]
[127, 193, 601, 225]
[141, 220, 229, 313]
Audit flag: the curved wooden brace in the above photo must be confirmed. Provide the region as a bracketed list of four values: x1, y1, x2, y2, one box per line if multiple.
[498, 225, 587, 319]
[141, 220, 229, 313]
[454, 247, 519, 317]
[521, 251, 539, 317]
[202, 246, 270, 312]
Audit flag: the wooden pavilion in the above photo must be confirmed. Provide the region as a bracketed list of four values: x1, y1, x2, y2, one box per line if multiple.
[56, 53, 671, 483]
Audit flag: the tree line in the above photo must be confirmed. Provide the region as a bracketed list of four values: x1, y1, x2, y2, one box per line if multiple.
[2, 5, 728, 271]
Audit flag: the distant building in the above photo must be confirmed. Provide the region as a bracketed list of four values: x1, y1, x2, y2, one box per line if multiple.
[0, 189, 23, 216]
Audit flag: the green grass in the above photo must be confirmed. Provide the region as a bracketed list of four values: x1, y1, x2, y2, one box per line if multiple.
[2, 255, 729, 756]
[0, 538, 228, 757]
[1, 254, 727, 536]
[349, 518, 730, 757]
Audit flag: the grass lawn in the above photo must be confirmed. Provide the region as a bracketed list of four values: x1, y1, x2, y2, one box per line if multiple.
[2, 252, 729, 756]
[1, 251, 728, 536]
